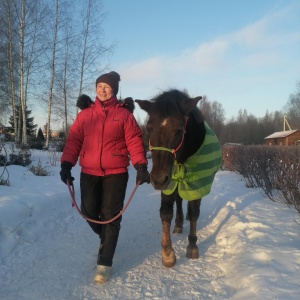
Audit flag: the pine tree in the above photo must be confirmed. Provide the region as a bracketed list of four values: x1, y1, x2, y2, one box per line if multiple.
[9, 105, 37, 137]
[37, 128, 45, 140]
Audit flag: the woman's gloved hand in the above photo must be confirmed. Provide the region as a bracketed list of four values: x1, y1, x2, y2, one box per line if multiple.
[60, 161, 74, 185]
[134, 164, 150, 185]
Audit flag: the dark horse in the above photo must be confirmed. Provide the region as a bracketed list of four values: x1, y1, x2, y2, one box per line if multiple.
[136, 89, 221, 268]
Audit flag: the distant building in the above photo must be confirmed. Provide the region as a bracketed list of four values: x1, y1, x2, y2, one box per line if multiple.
[264, 129, 300, 146]
[42, 128, 60, 138]
[0, 125, 14, 141]
[50, 130, 59, 138]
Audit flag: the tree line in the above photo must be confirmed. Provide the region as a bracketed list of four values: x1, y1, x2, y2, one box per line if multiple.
[0, 0, 113, 148]
[137, 82, 300, 148]
[198, 82, 300, 146]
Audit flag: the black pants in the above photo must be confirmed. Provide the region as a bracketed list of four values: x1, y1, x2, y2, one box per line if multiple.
[80, 172, 128, 266]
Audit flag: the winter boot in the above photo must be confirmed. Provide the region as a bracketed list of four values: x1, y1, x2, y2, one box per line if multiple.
[94, 265, 111, 284]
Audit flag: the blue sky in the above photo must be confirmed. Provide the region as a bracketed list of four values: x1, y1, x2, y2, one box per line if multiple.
[99, 0, 300, 123]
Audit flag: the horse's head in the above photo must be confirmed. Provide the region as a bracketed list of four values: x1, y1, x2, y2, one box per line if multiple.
[136, 89, 202, 190]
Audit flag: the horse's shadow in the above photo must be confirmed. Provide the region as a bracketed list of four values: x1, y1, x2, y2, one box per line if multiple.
[113, 171, 257, 273]
[197, 172, 257, 256]
[139, 172, 255, 265]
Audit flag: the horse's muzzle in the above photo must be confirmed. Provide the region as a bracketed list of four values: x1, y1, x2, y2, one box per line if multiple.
[150, 172, 170, 190]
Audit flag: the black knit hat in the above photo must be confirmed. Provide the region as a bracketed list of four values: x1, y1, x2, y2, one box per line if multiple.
[95, 71, 121, 96]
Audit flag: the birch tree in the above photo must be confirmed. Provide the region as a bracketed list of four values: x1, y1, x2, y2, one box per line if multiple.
[1, 0, 114, 144]
[56, 0, 114, 136]
[47, 0, 75, 138]
[2, 0, 48, 144]
[3, 0, 18, 142]
[19, 0, 27, 145]
[45, 0, 59, 149]
[63, 31, 70, 135]
[76, 0, 91, 115]
[76, 0, 114, 110]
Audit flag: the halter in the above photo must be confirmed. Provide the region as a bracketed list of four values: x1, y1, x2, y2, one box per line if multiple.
[148, 117, 188, 159]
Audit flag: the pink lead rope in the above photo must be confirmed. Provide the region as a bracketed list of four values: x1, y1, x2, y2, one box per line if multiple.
[67, 180, 140, 224]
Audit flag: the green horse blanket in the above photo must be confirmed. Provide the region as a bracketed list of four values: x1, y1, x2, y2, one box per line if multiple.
[162, 122, 222, 201]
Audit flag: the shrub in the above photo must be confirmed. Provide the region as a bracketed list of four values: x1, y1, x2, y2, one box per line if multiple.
[28, 159, 52, 176]
[222, 145, 300, 214]
[8, 143, 32, 166]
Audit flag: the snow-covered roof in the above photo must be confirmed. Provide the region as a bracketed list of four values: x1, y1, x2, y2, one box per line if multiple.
[264, 129, 299, 139]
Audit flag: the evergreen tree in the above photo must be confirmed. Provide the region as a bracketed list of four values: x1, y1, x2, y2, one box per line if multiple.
[37, 127, 45, 140]
[9, 105, 37, 137]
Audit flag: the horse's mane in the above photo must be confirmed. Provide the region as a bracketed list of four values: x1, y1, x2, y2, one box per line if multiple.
[151, 89, 204, 122]
[150, 89, 184, 118]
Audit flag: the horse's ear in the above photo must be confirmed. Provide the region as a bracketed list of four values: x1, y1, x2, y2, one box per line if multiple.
[180, 96, 202, 115]
[135, 99, 153, 113]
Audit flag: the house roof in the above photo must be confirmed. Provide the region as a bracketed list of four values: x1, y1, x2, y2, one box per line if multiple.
[264, 129, 299, 139]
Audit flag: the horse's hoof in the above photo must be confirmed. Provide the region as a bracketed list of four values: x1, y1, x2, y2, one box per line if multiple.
[186, 245, 199, 259]
[162, 256, 176, 268]
[162, 250, 176, 268]
[173, 226, 183, 234]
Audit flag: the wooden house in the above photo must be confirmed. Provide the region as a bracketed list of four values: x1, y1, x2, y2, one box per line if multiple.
[264, 129, 300, 146]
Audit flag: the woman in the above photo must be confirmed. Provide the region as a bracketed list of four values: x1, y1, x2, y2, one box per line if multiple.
[60, 71, 149, 284]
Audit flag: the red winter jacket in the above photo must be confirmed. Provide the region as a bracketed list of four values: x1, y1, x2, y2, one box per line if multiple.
[61, 97, 147, 176]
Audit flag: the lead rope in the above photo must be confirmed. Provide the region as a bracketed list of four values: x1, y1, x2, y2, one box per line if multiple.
[67, 179, 140, 224]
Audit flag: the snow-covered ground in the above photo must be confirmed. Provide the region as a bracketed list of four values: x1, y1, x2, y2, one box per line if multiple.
[0, 149, 300, 300]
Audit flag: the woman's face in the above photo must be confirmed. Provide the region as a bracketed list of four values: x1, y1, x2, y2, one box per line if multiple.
[96, 83, 114, 102]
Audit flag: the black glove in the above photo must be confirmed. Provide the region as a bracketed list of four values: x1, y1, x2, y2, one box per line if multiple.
[134, 164, 150, 185]
[60, 161, 74, 185]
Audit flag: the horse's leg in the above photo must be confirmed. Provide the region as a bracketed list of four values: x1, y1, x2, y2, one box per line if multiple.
[173, 194, 183, 234]
[186, 199, 201, 259]
[160, 192, 176, 267]
[185, 202, 189, 221]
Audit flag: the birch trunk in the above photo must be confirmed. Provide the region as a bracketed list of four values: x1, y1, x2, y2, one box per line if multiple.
[77, 0, 91, 116]
[45, 0, 59, 149]
[6, 0, 18, 143]
[20, 0, 27, 145]
[63, 32, 69, 136]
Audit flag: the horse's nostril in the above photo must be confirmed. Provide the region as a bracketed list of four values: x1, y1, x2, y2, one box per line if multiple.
[150, 173, 170, 190]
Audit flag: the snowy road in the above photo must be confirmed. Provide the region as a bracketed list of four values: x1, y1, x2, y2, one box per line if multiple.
[1, 152, 300, 299]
